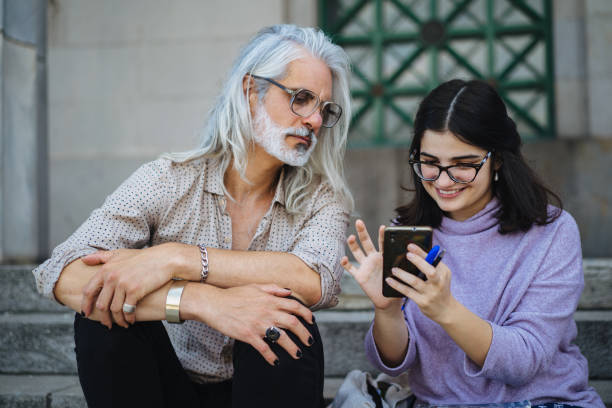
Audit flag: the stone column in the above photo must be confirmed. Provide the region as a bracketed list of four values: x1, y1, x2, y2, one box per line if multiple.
[0, 0, 48, 262]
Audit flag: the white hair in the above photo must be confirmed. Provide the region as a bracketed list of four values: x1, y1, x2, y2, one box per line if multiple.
[163, 24, 354, 213]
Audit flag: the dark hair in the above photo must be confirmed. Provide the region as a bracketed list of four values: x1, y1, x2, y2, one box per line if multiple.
[395, 79, 561, 234]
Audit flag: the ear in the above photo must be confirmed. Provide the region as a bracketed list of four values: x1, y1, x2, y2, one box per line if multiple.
[242, 74, 258, 116]
[493, 153, 502, 171]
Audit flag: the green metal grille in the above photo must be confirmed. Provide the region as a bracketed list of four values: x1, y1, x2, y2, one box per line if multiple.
[319, 0, 555, 147]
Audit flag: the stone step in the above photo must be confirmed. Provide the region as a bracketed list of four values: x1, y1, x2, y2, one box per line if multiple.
[1, 310, 611, 380]
[3, 259, 611, 313]
[336, 258, 612, 310]
[0, 375, 611, 408]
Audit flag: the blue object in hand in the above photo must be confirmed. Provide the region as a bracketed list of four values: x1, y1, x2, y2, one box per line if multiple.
[401, 245, 445, 311]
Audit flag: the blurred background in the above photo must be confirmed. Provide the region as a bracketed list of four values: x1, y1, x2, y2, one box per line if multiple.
[1, 1, 611, 404]
[1, 0, 611, 261]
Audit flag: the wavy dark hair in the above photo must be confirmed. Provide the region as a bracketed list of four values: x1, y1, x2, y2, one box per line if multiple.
[395, 79, 561, 234]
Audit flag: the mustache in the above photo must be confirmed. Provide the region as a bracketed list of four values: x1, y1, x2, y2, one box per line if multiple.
[282, 127, 314, 139]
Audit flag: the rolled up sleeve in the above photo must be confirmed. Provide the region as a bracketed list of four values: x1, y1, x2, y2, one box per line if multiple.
[290, 184, 350, 311]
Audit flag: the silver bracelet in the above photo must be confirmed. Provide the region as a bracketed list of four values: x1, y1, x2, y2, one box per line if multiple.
[198, 244, 209, 282]
[165, 280, 187, 324]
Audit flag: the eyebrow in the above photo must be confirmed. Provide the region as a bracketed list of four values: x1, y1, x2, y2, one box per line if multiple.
[419, 152, 482, 161]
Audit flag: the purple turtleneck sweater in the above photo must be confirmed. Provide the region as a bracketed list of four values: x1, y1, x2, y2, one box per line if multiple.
[365, 199, 603, 407]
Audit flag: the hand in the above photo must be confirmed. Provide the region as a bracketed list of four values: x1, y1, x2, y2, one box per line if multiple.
[386, 243, 455, 323]
[80, 244, 178, 328]
[197, 284, 314, 366]
[341, 220, 402, 311]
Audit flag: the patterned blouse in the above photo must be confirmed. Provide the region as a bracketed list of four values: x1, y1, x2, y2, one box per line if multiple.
[33, 157, 350, 383]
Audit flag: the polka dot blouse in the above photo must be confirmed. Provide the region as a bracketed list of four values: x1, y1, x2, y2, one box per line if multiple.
[33, 157, 350, 383]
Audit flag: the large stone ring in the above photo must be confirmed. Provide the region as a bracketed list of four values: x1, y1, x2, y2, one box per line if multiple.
[122, 303, 136, 314]
[265, 326, 281, 343]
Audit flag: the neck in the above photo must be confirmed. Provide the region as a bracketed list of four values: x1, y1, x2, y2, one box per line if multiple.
[224, 147, 283, 202]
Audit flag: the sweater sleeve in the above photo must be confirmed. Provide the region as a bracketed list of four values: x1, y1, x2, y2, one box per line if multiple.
[290, 183, 350, 311]
[32, 160, 170, 302]
[463, 212, 584, 386]
[364, 313, 418, 377]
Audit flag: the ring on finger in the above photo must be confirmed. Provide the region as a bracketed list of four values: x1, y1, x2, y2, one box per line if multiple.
[265, 326, 281, 343]
[122, 303, 136, 314]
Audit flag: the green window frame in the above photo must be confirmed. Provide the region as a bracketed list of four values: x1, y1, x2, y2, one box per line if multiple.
[319, 0, 555, 147]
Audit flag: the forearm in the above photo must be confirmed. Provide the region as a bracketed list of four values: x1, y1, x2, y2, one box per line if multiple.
[171, 243, 321, 306]
[371, 304, 410, 367]
[55, 258, 218, 323]
[439, 298, 492, 367]
[55, 258, 169, 321]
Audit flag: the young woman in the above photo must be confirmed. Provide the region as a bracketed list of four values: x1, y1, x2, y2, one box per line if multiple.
[342, 79, 604, 407]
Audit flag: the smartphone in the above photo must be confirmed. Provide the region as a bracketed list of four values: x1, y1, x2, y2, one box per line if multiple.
[382, 226, 433, 297]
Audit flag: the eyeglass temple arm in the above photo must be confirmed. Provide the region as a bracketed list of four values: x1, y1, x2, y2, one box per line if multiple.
[249, 74, 294, 95]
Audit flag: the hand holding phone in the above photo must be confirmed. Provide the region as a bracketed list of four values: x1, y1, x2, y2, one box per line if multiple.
[382, 226, 432, 298]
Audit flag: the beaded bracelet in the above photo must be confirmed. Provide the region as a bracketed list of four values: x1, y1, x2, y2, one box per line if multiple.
[197, 244, 209, 282]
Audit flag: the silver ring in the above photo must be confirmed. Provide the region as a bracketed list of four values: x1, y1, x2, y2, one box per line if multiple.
[265, 326, 281, 343]
[122, 303, 136, 314]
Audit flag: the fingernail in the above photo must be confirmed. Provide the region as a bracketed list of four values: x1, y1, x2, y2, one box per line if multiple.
[296, 350, 303, 359]
[274, 359, 280, 367]
[308, 336, 314, 345]
[407, 252, 415, 258]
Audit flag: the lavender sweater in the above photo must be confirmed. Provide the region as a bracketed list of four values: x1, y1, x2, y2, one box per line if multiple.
[365, 199, 603, 407]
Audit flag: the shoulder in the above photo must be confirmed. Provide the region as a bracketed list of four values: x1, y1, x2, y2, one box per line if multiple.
[306, 175, 350, 213]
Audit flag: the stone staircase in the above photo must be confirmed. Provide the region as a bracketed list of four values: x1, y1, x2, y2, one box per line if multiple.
[1, 261, 611, 407]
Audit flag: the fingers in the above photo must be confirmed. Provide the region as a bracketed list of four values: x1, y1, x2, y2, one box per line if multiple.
[378, 225, 385, 253]
[407, 243, 428, 258]
[81, 272, 104, 317]
[81, 250, 112, 266]
[109, 288, 129, 328]
[346, 234, 365, 264]
[385, 276, 422, 303]
[407, 252, 439, 283]
[259, 284, 292, 298]
[392, 267, 425, 291]
[355, 219, 376, 254]
[276, 297, 313, 325]
[274, 311, 312, 348]
[250, 337, 280, 366]
[95, 282, 116, 329]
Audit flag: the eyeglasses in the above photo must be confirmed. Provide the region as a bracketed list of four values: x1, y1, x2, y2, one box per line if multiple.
[250, 74, 342, 128]
[409, 151, 492, 184]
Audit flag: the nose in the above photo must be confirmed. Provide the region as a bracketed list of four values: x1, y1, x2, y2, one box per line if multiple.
[301, 108, 323, 134]
[435, 169, 456, 187]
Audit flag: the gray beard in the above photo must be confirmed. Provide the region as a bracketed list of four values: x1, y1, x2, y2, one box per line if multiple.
[252, 104, 317, 167]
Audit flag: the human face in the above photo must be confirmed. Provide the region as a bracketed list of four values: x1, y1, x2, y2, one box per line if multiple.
[252, 100, 317, 166]
[418, 130, 496, 221]
[249, 55, 333, 155]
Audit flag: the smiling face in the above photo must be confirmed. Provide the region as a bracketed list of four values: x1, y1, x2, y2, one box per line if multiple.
[418, 129, 496, 221]
[249, 54, 333, 166]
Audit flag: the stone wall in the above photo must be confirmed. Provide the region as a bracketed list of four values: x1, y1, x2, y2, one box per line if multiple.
[1, 1, 610, 261]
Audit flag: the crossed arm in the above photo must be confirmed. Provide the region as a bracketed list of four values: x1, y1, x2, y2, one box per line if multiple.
[54, 244, 319, 365]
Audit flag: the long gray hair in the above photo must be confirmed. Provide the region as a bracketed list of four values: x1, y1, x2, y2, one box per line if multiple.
[164, 24, 354, 213]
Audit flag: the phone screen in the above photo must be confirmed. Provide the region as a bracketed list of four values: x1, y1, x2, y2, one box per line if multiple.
[382, 226, 432, 297]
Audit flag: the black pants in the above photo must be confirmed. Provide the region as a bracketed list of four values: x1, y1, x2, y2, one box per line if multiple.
[74, 313, 324, 408]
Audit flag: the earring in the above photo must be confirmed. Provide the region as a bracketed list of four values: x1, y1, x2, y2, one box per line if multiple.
[494, 172, 499, 182]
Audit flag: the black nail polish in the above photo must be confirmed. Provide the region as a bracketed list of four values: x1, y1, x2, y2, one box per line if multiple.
[296, 350, 303, 359]
[274, 359, 280, 367]
[308, 336, 314, 345]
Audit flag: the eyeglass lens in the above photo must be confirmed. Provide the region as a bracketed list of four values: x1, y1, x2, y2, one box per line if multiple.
[413, 163, 478, 183]
[291, 89, 341, 127]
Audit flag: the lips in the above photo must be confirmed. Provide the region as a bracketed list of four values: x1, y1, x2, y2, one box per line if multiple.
[289, 134, 312, 148]
[435, 186, 465, 198]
